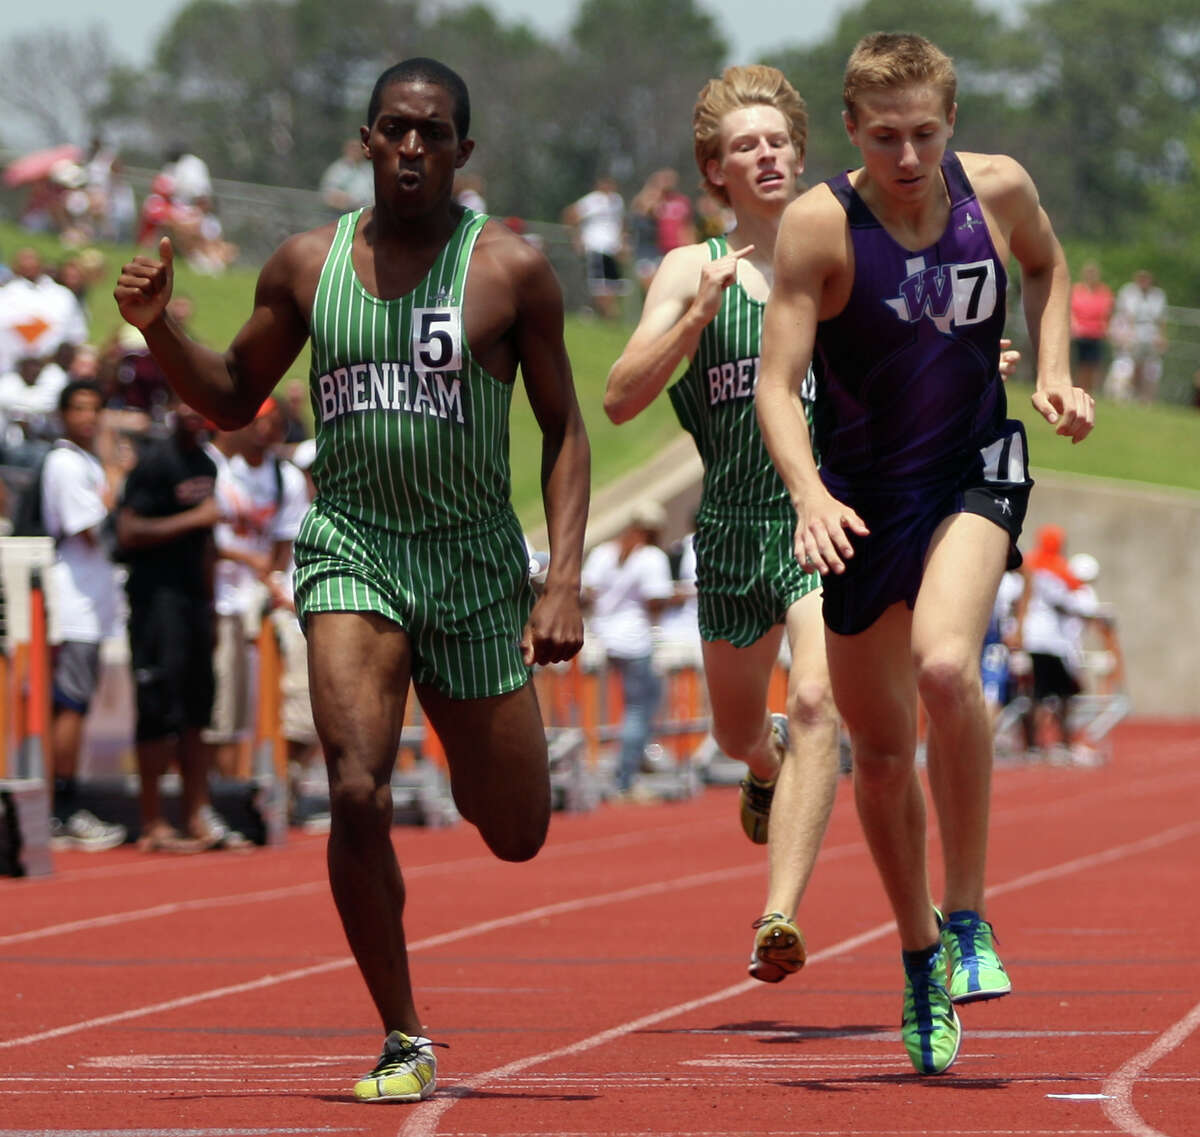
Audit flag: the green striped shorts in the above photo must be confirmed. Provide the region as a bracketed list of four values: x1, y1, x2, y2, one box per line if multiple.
[293, 500, 535, 700]
[693, 504, 820, 648]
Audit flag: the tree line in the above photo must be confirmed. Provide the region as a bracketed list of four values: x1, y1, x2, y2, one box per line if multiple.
[1, 0, 1198, 299]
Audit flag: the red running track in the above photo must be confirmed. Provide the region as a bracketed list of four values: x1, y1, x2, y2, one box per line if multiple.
[2, 719, 1198, 1137]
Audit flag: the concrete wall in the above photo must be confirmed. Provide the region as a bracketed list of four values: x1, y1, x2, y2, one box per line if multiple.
[554, 444, 1200, 718]
[1022, 472, 1199, 718]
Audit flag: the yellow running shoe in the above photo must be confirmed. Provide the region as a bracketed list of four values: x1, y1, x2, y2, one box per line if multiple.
[353, 1031, 440, 1103]
[748, 912, 806, 982]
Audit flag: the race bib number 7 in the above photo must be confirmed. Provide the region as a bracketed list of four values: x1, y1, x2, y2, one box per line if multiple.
[412, 308, 463, 373]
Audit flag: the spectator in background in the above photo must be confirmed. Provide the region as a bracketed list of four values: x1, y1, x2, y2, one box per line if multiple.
[0, 247, 89, 377]
[320, 138, 374, 216]
[105, 158, 138, 244]
[137, 173, 178, 248]
[101, 297, 196, 426]
[114, 396, 228, 852]
[1069, 261, 1113, 396]
[84, 135, 118, 241]
[43, 380, 127, 851]
[204, 398, 308, 787]
[0, 356, 69, 456]
[654, 168, 695, 257]
[581, 501, 675, 799]
[629, 170, 668, 296]
[1107, 269, 1168, 403]
[273, 437, 323, 824]
[279, 378, 313, 446]
[164, 146, 213, 208]
[1016, 525, 1099, 763]
[453, 172, 487, 213]
[563, 175, 626, 320]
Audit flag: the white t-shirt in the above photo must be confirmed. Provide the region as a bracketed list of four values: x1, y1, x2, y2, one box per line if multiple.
[0, 361, 68, 428]
[1021, 569, 1099, 672]
[0, 275, 88, 374]
[659, 532, 699, 648]
[582, 540, 674, 659]
[1114, 282, 1166, 347]
[211, 451, 309, 617]
[573, 190, 625, 256]
[168, 153, 213, 205]
[41, 440, 119, 643]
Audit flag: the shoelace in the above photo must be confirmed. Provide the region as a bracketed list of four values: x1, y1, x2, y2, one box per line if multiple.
[751, 912, 791, 930]
[373, 1037, 449, 1073]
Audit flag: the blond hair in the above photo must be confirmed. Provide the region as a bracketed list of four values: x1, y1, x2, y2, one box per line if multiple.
[693, 65, 808, 206]
[842, 33, 957, 120]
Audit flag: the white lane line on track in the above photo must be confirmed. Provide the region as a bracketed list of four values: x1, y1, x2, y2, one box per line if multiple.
[396, 819, 1200, 1137]
[9, 754, 1196, 944]
[0, 1130, 355, 1136]
[0, 1131, 1121, 1136]
[0, 857, 787, 1050]
[1101, 997, 1200, 1137]
[0, 883, 327, 947]
[0, 823, 866, 946]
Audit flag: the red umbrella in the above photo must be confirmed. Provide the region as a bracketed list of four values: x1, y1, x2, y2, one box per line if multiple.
[3, 143, 83, 188]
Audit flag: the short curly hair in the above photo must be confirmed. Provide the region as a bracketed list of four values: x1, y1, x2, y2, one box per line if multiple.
[842, 33, 956, 121]
[693, 65, 808, 207]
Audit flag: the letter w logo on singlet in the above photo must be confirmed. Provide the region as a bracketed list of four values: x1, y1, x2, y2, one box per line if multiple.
[885, 255, 997, 334]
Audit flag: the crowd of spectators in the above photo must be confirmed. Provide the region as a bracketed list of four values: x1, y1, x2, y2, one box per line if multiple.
[0, 241, 317, 852]
[1069, 263, 1172, 405]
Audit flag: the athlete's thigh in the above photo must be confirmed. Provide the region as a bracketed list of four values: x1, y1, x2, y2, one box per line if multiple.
[415, 679, 551, 831]
[783, 588, 829, 690]
[701, 626, 784, 737]
[306, 610, 414, 785]
[825, 602, 917, 754]
[912, 512, 1009, 671]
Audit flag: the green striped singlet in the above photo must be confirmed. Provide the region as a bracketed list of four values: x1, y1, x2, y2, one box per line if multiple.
[668, 236, 816, 515]
[307, 208, 513, 535]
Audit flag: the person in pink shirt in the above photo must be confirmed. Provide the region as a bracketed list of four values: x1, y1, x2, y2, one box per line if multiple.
[1069, 261, 1113, 396]
[654, 169, 695, 254]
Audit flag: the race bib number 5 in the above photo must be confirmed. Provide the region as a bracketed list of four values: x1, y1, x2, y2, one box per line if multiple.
[412, 308, 463, 373]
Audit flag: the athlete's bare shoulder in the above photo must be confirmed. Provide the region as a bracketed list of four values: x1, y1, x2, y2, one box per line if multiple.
[470, 216, 557, 293]
[959, 152, 1038, 220]
[258, 218, 341, 315]
[778, 183, 848, 266]
[268, 219, 341, 279]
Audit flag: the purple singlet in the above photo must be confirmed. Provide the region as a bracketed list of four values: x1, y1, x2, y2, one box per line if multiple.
[815, 151, 1008, 491]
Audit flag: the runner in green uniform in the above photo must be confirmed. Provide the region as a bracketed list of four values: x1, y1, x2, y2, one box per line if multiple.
[607, 66, 837, 985]
[115, 57, 590, 1103]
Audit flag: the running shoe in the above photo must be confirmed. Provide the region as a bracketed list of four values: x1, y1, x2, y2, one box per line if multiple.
[738, 713, 787, 844]
[353, 1031, 440, 1103]
[192, 804, 252, 850]
[901, 943, 962, 1075]
[748, 912, 806, 983]
[940, 909, 1012, 1004]
[49, 809, 127, 852]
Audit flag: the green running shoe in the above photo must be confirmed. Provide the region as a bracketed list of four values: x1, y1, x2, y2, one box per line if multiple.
[901, 944, 962, 1075]
[353, 1031, 440, 1102]
[940, 909, 1012, 1004]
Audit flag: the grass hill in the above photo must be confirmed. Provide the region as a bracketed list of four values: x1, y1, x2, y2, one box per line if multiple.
[5, 221, 1196, 529]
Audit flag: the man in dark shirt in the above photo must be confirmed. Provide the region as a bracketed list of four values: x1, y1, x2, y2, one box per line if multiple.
[116, 398, 225, 850]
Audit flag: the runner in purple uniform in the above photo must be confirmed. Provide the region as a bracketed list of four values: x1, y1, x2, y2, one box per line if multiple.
[755, 33, 1093, 1075]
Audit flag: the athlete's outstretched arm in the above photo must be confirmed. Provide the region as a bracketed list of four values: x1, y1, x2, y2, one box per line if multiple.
[605, 243, 753, 423]
[114, 235, 314, 429]
[513, 246, 590, 667]
[756, 194, 866, 576]
[989, 157, 1093, 444]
